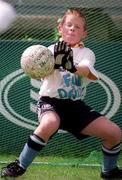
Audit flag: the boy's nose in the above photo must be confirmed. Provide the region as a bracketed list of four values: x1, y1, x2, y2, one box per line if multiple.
[70, 26, 75, 31]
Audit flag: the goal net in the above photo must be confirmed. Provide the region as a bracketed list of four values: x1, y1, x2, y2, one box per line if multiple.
[0, 0, 122, 167]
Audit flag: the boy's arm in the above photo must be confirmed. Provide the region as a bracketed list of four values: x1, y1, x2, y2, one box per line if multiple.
[75, 49, 99, 80]
[75, 63, 99, 80]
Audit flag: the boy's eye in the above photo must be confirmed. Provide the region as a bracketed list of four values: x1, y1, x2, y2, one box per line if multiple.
[75, 25, 80, 29]
[66, 23, 72, 27]
[66, 23, 80, 29]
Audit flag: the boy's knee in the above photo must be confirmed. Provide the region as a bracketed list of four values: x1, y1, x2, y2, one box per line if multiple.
[107, 124, 121, 145]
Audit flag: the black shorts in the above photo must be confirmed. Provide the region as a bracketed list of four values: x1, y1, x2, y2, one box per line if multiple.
[37, 96, 102, 140]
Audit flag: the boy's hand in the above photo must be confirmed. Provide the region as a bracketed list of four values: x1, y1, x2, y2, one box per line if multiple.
[54, 41, 70, 69]
[54, 41, 77, 73]
[63, 49, 77, 73]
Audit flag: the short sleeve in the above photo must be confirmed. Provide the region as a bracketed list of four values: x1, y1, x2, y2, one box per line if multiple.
[78, 48, 99, 80]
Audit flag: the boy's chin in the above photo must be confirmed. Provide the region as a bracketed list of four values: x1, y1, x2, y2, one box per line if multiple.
[61, 38, 79, 46]
[64, 40, 78, 46]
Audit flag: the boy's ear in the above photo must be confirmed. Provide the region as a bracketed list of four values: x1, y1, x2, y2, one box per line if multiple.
[83, 31, 88, 39]
[57, 25, 62, 35]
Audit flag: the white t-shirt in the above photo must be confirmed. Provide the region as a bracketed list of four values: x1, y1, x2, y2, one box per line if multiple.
[39, 44, 99, 100]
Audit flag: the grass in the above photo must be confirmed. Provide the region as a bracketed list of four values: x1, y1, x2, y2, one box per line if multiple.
[0, 153, 100, 180]
[18, 166, 101, 180]
[0, 164, 101, 180]
[0, 152, 122, 180]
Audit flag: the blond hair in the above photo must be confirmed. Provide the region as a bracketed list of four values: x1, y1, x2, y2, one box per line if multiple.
[58, 7, 87, 31]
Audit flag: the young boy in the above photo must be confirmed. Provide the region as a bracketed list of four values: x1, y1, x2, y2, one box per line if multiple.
[1, 7, 122, 179]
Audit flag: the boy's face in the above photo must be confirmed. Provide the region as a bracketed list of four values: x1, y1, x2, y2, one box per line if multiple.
[58, 14, 87, 45]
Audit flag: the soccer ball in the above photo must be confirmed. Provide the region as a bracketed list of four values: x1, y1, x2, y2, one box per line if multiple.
[20, 45, 55, 79]
[0, 1, 16, 33]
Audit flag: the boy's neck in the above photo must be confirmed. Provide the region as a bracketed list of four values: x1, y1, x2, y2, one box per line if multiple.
[70, 42, 84, 48]
[59, 38, 84, 48]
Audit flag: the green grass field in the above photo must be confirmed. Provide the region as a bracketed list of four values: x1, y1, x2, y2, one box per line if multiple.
[16, 166, 101, 180]
[0, 163, 101, 180]
[0, 152, 122, 180]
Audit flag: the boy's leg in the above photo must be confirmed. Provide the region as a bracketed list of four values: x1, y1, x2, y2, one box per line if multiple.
[1, 111, 60, 178]
[19, 134, 46, 169]
[0, 133, 46, 178]
[101, 143, 122, 179]
[81, 116, 122, 179]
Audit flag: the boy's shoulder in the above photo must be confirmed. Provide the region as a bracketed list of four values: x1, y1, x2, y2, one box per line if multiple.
[72, 46, 95, 55]
[47, 44, 95, 56]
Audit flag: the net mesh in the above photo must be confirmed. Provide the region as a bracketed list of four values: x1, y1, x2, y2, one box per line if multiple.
[0, 0, 122, 164]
